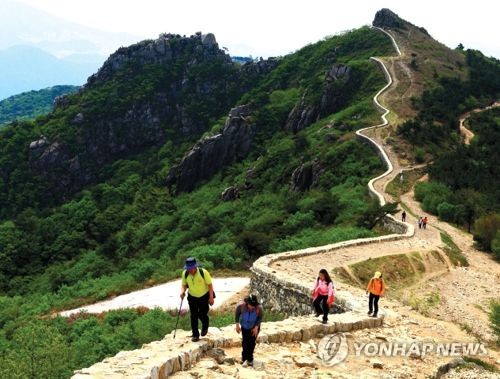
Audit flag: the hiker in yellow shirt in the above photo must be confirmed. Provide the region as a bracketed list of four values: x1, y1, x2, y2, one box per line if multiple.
[180, 257, 215, 341]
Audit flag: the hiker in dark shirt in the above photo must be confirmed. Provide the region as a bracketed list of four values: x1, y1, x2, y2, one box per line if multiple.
[235, 294, 263, 367]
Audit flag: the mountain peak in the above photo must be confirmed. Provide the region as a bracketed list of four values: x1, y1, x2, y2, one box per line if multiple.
[372, 8, 407, 30]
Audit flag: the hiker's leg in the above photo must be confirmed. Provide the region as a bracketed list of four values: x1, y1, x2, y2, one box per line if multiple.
[313, 297, 322, 315]
[248, 330, 257, 363]
[199, 293, 209, 332]
[242, 328, 251, 361]
[373, 295, 380, 315]
[368, 293, 374, 314]
[188, 295, 200, 337]
[321, 295, 329, 321]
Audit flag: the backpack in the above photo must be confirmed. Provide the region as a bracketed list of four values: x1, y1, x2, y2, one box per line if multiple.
[184, 267, 216, 298]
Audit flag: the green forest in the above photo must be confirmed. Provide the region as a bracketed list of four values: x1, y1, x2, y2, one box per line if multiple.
[0, 85, 79, 127]
[0, 27, 396, 376]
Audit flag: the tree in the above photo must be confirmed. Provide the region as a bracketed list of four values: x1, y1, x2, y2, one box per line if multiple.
[0, 322, 74, 379]
[473, 213, 500, 252]
[357, 201, 399, 230]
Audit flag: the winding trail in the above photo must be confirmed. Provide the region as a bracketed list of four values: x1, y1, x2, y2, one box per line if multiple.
[459, 101, 500, 145]
[273, 28, 500, 343]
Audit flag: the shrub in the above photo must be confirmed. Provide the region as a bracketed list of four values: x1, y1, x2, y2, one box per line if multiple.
[437, 202, 457, 222]
[473, 213, 500, 252]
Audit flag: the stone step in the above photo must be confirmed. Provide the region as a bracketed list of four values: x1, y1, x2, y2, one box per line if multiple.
[72, 311, 383, 378]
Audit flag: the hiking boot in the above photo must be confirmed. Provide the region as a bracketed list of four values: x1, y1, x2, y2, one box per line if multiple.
[242, 360, 249, 367]
[201, 328, 208, 336]
[371, 314, 377, 318]
[191, 336, 200, 342]
[322, 319, 328, 324]
[367, 311, 372, 316]
[247, 360, 254, 367]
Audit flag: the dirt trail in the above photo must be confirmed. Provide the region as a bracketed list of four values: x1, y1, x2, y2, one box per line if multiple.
[459, 101, 500, 145]
[401, 187, 500, 342]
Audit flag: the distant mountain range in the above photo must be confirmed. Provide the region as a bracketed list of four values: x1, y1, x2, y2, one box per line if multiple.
[0, 45, 100, 100]
[1, 0, 140, 57]
[0, 0, 142, 100]
[0, 85, 79, 126]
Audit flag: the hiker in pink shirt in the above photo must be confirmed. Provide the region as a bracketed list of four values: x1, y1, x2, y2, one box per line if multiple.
[311, 269, 335, 324]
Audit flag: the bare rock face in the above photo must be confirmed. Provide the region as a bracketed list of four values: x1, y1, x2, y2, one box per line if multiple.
[290, 160, 323, 192]
[166, 105, 256, 193]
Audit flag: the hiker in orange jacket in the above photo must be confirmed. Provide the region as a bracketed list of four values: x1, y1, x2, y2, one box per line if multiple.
[311, 269, 335, 324]
[366, 271, 385, 318]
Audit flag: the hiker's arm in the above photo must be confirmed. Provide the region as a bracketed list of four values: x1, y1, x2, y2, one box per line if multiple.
[252, 306, 263, 337]
[180, 283, 188, 299]
[235, 304, 241, 333]
[366, 279, 371, 294]
[208, 284, 214, 305]
[380, 279, 385, 296]
[256, 306, 263, 327]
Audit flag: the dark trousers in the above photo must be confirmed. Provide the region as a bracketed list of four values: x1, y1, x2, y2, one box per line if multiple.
[187, 293, 209, 337]
[368, 293, 380, 315]
[313, 295, 329, 321]
[242, 327, 257, 362]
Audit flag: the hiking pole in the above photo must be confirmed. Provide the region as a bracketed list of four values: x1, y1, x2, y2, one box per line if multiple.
[173, 297, 184, 339]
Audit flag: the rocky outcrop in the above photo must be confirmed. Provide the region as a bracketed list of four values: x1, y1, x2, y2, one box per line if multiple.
[28, 32, 273, 197]
[166, 105, 255, 193]
[285, 64, 351, 133]
[86, 32, 229, 87]
[372, 8, 407, 30]
[290, 160, 322, 192]
[221, 186, 240, 201]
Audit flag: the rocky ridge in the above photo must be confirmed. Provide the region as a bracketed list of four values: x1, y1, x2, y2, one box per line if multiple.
[27, 33, 276, 197]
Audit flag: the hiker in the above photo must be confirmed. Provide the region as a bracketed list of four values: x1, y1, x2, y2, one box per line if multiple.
[418, 217, 422, 229]
[180, 257, 215, 342]
[401, 210, 406, 222]
[311, 268, 335, 324]
[366, 271, 385, 318]
[423, 216, 428, 229]
[235, 294, 263, 367]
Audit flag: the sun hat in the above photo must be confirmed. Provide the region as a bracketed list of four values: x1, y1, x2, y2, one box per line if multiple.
[184, 257, 198, 270]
